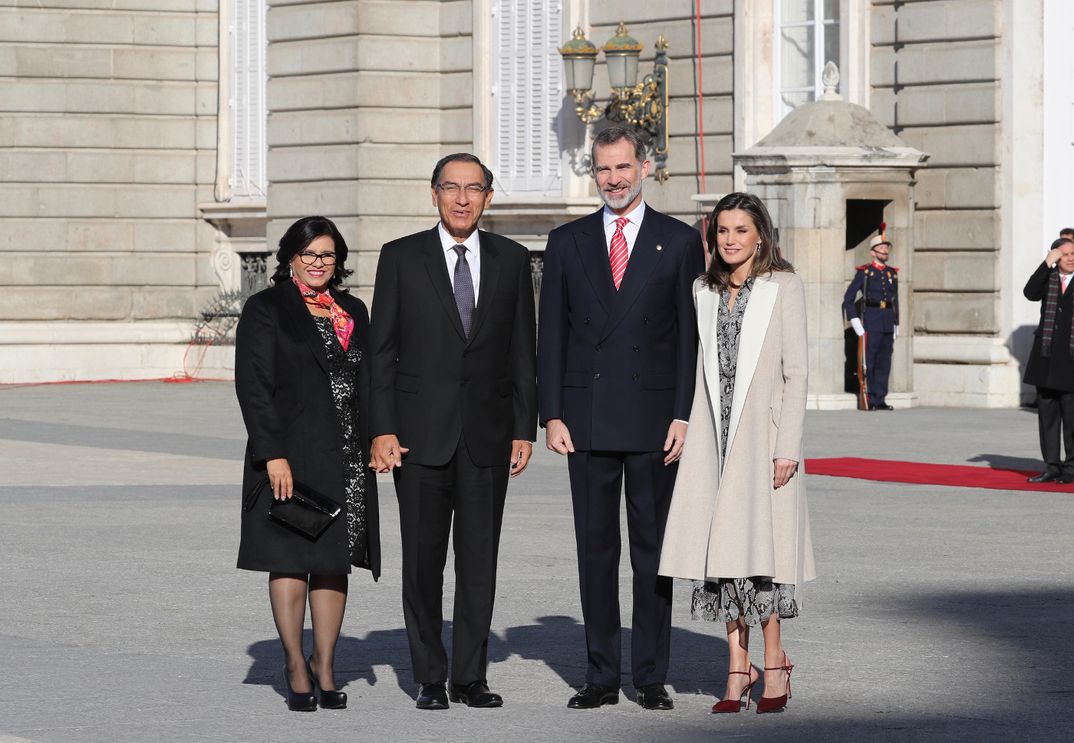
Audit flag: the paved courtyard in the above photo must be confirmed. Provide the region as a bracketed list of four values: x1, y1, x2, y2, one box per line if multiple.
[1, 381, 1071, 742]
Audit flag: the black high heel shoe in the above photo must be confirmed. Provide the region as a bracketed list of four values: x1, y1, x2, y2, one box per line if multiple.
[283, 664, 317, 712]
[307, 656, 347, 709]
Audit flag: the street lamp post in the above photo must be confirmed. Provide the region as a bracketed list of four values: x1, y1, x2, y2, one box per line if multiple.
[559, 22, 670, 182]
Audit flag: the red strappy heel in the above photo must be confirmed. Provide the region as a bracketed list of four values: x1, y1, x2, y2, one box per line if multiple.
[711, 668, 758, 713]
[756, 653, 794, 714]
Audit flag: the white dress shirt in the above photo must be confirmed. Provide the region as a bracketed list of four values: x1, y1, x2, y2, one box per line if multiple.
[438, 222, 481, 305]
[602, 200, 646, 256]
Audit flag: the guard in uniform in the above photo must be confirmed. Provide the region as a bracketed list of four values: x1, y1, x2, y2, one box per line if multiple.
[843, 232, 899, 410]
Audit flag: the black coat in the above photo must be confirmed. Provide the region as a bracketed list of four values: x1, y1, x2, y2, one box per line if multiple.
[234, 281, 380, 578]
[1023, 261, 1074, 393]
[368, 227, 538, 467]
[537, 207, 705, 451]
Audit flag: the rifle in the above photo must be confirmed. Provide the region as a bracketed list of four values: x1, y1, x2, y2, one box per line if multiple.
[856, 331, 870, 411]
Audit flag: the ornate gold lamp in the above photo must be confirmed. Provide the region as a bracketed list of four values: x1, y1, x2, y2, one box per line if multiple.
[560, 22, 670, 182]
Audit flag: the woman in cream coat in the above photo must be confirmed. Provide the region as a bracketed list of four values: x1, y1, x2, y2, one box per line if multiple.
[659, 192, 815, 715]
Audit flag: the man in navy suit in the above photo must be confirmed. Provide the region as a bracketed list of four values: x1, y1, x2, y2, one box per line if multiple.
[537, 126, 705, 711]
[843, 233, 900, 410]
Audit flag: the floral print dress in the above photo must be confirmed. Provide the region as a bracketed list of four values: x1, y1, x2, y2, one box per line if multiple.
[313, 315, 369, 567]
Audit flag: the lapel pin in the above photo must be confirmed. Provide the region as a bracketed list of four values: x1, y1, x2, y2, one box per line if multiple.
[656, 244, 663, 251]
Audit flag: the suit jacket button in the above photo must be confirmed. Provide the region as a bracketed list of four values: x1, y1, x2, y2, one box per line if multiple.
[595, 344, 601, 351]
[583, 317, 590, 324]
[593, 372, 600, 380]
[632, 345, 640, 352]
[632, 373, 639, 380]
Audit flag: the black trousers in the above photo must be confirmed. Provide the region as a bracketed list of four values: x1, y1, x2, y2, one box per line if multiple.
[1036, 386, 1074, 476]
[567, 450, 676, 689]
[395, 436, 509, 685]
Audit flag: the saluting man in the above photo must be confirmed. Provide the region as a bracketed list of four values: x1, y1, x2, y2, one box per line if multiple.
[843, 230, 899, 411]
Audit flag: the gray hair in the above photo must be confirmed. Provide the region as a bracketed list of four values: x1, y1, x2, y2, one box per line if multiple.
[590, 126, 647, 166]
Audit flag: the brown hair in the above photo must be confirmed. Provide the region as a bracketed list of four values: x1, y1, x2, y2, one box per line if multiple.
[702, 192, 794, 291]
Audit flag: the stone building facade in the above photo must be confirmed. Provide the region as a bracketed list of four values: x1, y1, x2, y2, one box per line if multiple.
[0, 0, 1068, 408]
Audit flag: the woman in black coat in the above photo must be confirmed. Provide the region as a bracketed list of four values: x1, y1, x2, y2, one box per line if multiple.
[235, 216, 380, 711]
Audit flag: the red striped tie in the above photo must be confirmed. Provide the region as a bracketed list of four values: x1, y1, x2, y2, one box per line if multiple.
[609, 216, 629, 290]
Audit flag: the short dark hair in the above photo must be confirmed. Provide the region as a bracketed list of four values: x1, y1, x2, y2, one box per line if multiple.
[270, 216, 352, 292]
[702, 192, 794, 291]
[591, 125, 647, 165]
[430, 153, 494, 191]
[1060, 228, 1074, 237]
[1051, 237, 1074, 251]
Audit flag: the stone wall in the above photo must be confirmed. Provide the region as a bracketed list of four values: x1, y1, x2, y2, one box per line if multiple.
[870, 0, 1020, 406]
[0, 0, 221, 381]
[871, 0, 1001, 335]
[265, 0, 473, 304]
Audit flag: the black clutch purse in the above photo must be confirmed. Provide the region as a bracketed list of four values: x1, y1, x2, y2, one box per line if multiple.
[266, 480, 342, 541]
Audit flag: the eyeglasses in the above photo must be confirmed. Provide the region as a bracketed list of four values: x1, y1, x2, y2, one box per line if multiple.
[436, 182, 488, 196]
[297, 251, 337, 266]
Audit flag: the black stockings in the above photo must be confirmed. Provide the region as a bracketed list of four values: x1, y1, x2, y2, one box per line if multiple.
[268, 573, 348, 692]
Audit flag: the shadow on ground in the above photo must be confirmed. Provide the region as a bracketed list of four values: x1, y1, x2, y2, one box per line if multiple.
[244, 615, 730, 700]
[967, 453, 1044, 472]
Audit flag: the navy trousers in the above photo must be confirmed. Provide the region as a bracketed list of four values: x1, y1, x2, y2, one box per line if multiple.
[865, 329, 894, 406]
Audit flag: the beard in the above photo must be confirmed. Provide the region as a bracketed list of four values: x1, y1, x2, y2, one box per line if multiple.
[600, 180, 643, 211]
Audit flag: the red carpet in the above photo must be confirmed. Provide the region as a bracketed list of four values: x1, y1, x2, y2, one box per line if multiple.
[804, 457, 1074, 493]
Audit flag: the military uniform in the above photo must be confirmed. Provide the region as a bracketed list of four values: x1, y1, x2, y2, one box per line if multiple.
[843, 260, 899, 410]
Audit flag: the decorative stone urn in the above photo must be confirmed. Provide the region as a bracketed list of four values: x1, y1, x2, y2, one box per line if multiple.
[733, 64, 929, 409]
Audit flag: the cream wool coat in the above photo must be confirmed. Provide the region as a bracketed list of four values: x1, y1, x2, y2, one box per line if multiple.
[659, 271, 816, 586]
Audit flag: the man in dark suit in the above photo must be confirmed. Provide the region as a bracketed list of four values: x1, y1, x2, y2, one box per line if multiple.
[1023, 237, 1074, 483]
[368, 153, 537, 709]
[537, 126, 705, 711]
[843, 232, 900, 410]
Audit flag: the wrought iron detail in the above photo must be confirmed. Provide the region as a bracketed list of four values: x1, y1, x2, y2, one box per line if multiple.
[191, 252, 271, 346]
[191, 290, 243, 345]
[240, 252, 270, 298]
[529, 251, 545, 299]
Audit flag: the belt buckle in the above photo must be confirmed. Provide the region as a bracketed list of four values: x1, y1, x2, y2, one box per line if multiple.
[879, 301, 888, 309]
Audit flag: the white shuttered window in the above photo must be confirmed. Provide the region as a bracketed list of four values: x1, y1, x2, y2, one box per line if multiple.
[492, 0, 563, 196]
[232, 0, 267, 200]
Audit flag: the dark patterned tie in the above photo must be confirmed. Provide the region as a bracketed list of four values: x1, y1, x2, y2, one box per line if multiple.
[452, 245, 475, 337]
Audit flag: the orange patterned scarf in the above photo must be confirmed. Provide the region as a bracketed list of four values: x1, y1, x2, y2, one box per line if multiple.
[293, 277, 354, 351]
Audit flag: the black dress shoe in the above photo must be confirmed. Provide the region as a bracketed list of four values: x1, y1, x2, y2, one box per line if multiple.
[567, 683, 619, 709]
[283, 665, 317, 712]
[1060, 476, 1074, 484]
[449, 680, 503, 708]
[307, 656, 346, 709]
[874, 403, 894, 411]
[1028, 471, 1061, 483]
[416, 682, 449, 710]
[636, 683, 674, 710]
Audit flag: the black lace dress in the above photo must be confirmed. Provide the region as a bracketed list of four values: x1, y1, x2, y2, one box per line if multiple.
[690, 278, 799, 626]
[313, 316, 369, 567]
